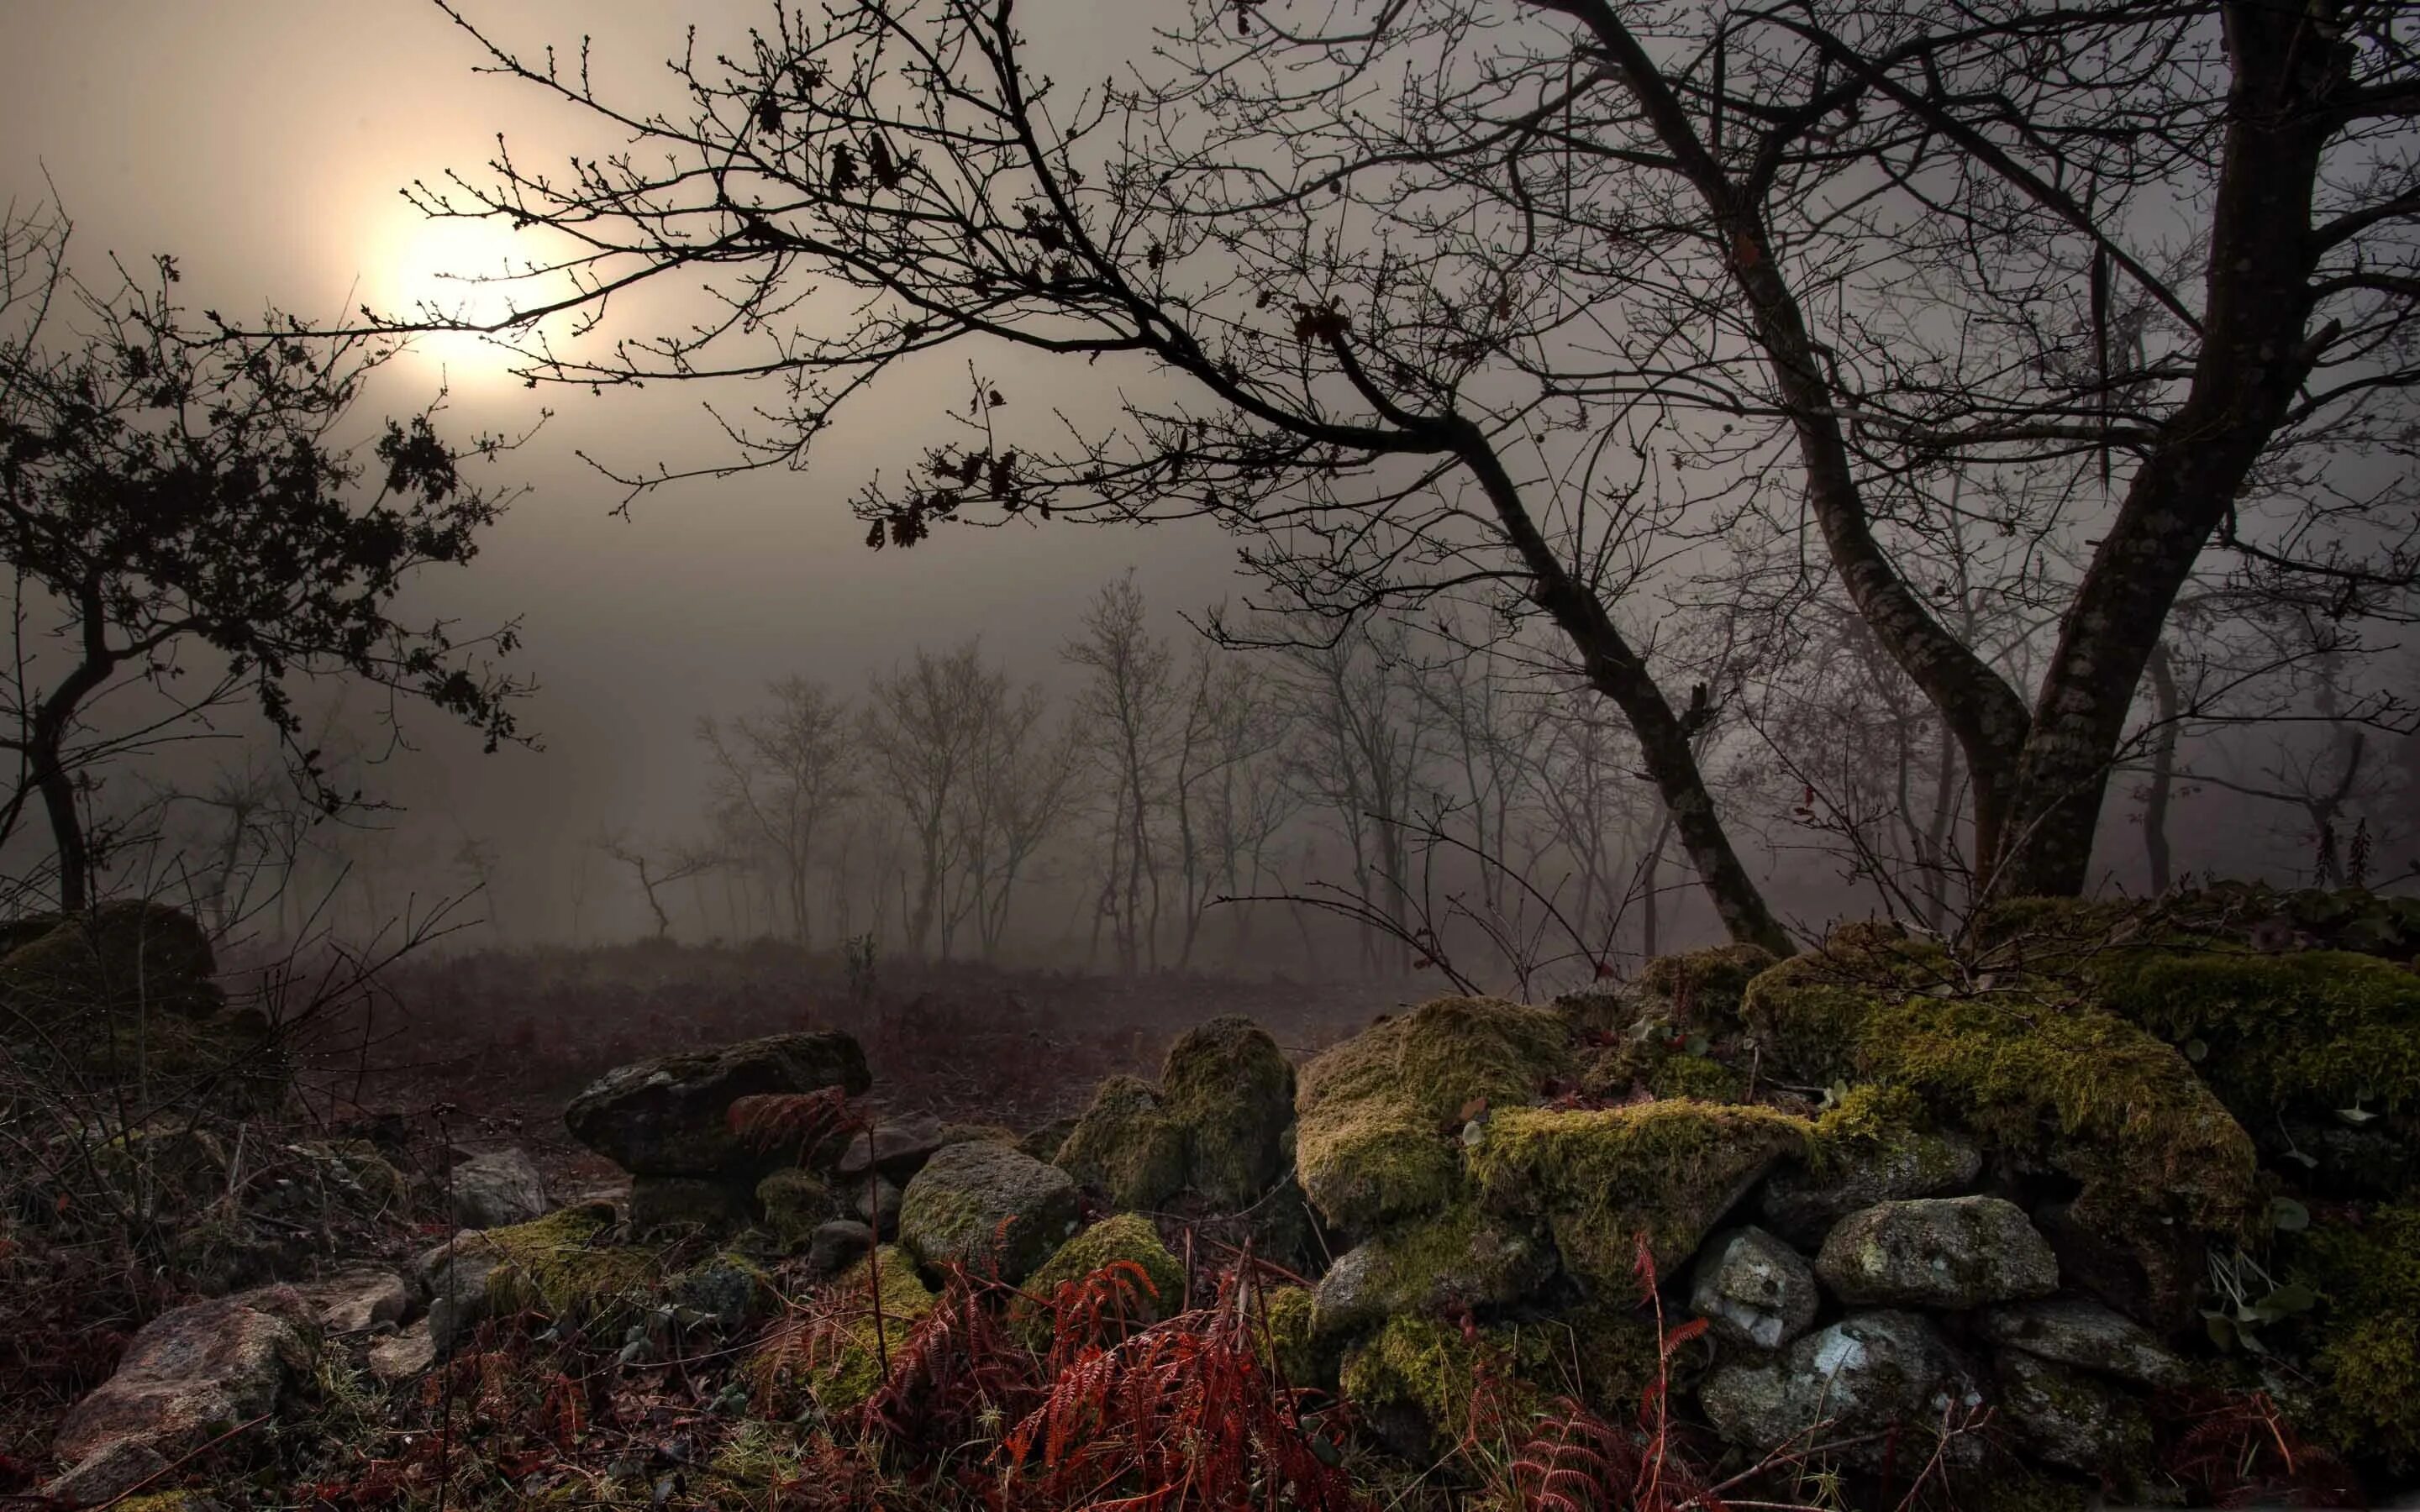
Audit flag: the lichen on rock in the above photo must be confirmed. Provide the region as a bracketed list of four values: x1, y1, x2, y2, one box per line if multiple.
[1051, 1074, 1188, 1210]
[898, 1139, 1080, 1284]
[1294, 996, 1573, 1236]
[1465, 1099, 1806, 1285]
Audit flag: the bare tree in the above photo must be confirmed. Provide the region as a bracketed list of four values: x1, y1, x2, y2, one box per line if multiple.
[860, 640, 995, 959]
[1, 197, 534, 911]
[1063, 574, 1180, 973]
[698, 675, 859, 947]
[597, 829, 720, 940]
[948, 672, 1083, 959]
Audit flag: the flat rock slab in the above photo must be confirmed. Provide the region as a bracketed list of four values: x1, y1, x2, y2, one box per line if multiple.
[366, 1320, 437, 1383]
[448, 1148, 550, 1230]
[1816, 1195, 2060, 1309]
[53, 1291, 308, 1468]
[282, 1268, 409, 1336]
[1976, 1297, 2189, 1389]
[564, 1030, 871, 1176]
[835, 1113, 949, 1180]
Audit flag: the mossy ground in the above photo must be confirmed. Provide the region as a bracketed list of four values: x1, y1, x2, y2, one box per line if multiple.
[482, 1204, 660, 1317]
[2296, 1203, 2420, 1470]
[1466, 1100, 1807, 1284]
[1294, 997, 1573, 1234]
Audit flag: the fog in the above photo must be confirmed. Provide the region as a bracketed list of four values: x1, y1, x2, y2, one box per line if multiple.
[3, 0, 2413, 976]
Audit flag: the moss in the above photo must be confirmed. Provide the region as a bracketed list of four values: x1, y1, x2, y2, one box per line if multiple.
[1647, 1053, 1746, 1102]
[936, 1121, 1018, 1147]
[813, 1245, 936, 1413]
[1314, 1201, 1555, 1337]
[1256, 1284, 1329, 1389]
[757, 1168, 838, 1251]
[1017, 1116, 1078, 1165]
[2086, 948, 2420, 1119]
[1161, 1015, 1295, 1209]
[1744, 942, 2256, 1235]
[1295, 997, 1574, 1234]
[482, 1204, 658, 1317]
[2296, 1204, 2420, 1469]
[1466, 1100, 1807, 1285]
[1053, 1074, 1189, 1210]
[1638, 942, 1778, 1026]
[671, 1251, 771, 1328]
[1015, 1213, 1186, 1345]
[1337, 1305, 1656, 1447]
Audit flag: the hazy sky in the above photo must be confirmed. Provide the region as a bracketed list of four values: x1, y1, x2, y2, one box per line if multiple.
[3, 0, 1249, 931]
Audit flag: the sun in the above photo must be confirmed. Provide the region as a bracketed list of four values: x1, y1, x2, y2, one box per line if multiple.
[376, 213, 550, 389]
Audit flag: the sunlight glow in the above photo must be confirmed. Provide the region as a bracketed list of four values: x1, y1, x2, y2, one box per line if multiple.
[376, 213, 545, 389]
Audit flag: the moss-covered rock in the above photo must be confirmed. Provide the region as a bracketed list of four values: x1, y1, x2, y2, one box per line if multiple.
[481, 1203, 659, 1317]
[1255, 1284, 1329, 1390]
[1338, 1302, 1663, 1452]
[1295, 997, 1573, 1236]
[1742, 933, 2257, 1238]
[669, 1251, 772, 1329]
[898, 1140, 1081, 1283]
[794, 1245, 935, 1414]
[629, 1173, 755, 1236]
[1760, 1086, 1982, 1243]
[1017, 1116, 1078, 1166]
[1015, 1214, 1186, 1346]
[1161, 1015, 1295, 1209]
[757, 1168, 839, 1251]
[1052, 1074, 1188, 1210]
[1466, 1100, 1807, 1285]
[1638, 942, 1779, 1028]
[2296, 1203, 2420, 1470]
[0, 901, 223, 1025]
[1311, 1204, 1557, 1339]
[2086, 948, 2420, 1123]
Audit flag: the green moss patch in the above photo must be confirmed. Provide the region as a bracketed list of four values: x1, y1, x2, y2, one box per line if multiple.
[1161, 1015, 1295, 1208]
[482, 1204, 659, 1317]
[1743, 944, 2256, 1236]
[1015, 1213, 1185, 1346]
[1053, 1074, 1188, 1210]
[1295, 997, 1573, 1235]
[807, 1245, 938, 1414]
[2297, 1204, 2420, 1470]
[1466, 1100, 1807, 1284]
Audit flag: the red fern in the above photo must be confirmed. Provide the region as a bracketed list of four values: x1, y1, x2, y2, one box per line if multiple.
[727, 1087, 860, 1161]
[2160, 1389, 2360, 1509]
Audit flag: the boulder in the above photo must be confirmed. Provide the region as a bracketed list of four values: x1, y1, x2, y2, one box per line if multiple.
[283, 1268, 409, 1336]
[1160, 1015, 1295, 1208]
[424, 1203, 656, 1352]
[1018, 1116, 1079, 1166]
[1701, 1310, 1978, 1464]
[563, 1030, 871, 1176]
[447, 1148, 549, 1231]
[1761, 1115, 1981, 1245]
[366, 1320, 436, 1384]
[41, 1436, 174, 1507]
[1017, 1214, 1187, 1342]
[1294, 997, 1575, 1236]
[1688, 1227, 1819, 1352]
[1993, 1348, 2155, 1478]
[806, 1219, 876, 1277]
[1814, 1196, 2060, 1310]
[834, 1113, 950, 1183]
[859, 1175, 904, 1237]
[899, 1140, 1081, 1284]
[1974, 1298, 2188, 1389]
[1312, 1207, 1556, 1340]
[2, 900, 222, 1025]
[1053, 1074, 1188, 1210]
[52, 1291, 308, 1473]
[757, 1168, 840, 1250]
[668, 1252, 771, 1330]
[629, 1174, 754, 1236]
[1465, 1100, 1806, 1285]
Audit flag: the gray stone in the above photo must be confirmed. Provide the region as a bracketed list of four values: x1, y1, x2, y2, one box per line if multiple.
[447, 1147, 549, 1230]
[563, 1030, 871, 1175]
[899, 1140, 1081, 1284]
[1701, 1310, 1981, 1467]
[1993, 1348, 2155, 1477]
[629, 1173, 754, 1236]
[835, 1113, 949, 1182]
[1815, 1196, 2059, 1309]
[366, 1320, 437, 1383]
[1689, 1227, 1820, 1352]
[39, 1437, 173, 1508]
[1975, 1297, 2189, 1389]
[808, 1219, 877, 1275]
[1313, 1212, 1556, 1340]
[858, 1174, 904, 1237]
[52, 1292, 308, 1471]
[285, 1268, 409, 1336]
[422, 1235, 504, 1354]
[1760, 1129, 1982, 1244]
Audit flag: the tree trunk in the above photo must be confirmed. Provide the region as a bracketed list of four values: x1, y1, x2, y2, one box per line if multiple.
[1995, 9, 2339, 897]
[1452, 425, 1793, 958]
[2141, 643, 2180, 894]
